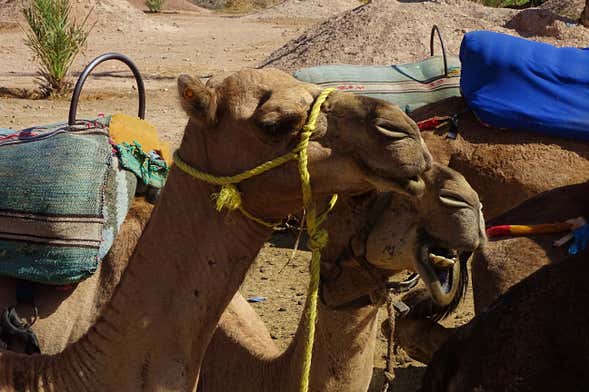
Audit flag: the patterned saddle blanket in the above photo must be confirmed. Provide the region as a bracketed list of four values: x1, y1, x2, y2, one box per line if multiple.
[293, 56, 461, 113]
[0, 114, 170, 285]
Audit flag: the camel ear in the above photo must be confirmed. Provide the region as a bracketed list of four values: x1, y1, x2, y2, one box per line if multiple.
[178, 74, 217, 126]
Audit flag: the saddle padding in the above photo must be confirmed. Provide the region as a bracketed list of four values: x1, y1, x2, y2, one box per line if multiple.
[460, 31, 589, 141]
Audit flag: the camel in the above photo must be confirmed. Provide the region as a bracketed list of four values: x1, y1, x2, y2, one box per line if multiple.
[471, 180, 589, 312]
[198, 163, 486, 392]
[409, 97, 589, 220]
[392, 181, 589, 365]
[416, 182, 589, 390]
[0, 68, 433, 391]
[420, 252, 589, 392]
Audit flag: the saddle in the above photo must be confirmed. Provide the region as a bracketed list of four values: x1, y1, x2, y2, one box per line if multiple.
[0, 114, 169, 286]
[0, 54, 170, 353]
[460, 30, 589, 141]
[294, 26, 461, 113]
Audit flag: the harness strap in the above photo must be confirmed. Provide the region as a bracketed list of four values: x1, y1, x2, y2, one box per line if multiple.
[347, 193, 419, 293]
[0, 307, 41, 355]
[0, 281, 41, 355]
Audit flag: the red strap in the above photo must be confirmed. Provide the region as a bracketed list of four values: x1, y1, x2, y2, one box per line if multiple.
[417, 116, 450, 130]
[486, 225, 512, 238]
[54, 284, 77, 292]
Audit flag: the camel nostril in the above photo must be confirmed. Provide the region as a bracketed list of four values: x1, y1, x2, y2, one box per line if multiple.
[374, 119, 409, 140]
[439, 189, 471, 209]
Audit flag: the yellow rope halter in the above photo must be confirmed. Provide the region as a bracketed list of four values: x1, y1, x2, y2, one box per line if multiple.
[173, 88, 336, 392]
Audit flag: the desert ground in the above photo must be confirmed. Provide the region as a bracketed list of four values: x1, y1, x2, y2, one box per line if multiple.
[0, 0, 587, 390]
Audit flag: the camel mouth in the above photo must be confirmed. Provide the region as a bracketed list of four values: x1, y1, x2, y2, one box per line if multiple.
[416, 236, 471, 307]
[364, 170, 426, 197]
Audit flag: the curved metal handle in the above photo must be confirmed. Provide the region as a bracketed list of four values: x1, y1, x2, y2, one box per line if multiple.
[429, 25, 449, 78]
[68, 52, 146, 126]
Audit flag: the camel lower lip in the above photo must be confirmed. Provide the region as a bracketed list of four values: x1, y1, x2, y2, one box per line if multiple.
[365, 173, 425, 196]
[416, 242, 462, 306]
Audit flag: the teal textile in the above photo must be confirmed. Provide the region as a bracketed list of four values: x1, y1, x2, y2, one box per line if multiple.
[116, 141, 168, 188]
[0, 118, 137, 285]
[294, 56, 461, 113]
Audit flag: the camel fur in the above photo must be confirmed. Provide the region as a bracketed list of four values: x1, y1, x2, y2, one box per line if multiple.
[0, 68, 432, 391]
[394, 181, 589, 368]
[421, 252, 589, 392]
[199, 163, 485, 392]
[410, 97, 589, 219]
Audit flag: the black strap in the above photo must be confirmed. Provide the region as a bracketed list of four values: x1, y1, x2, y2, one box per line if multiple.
[320, 193, 421, 310]
[0, 280, 41, 354]
[69, 52, 145, 126]
[430, 25, 449, 77]
[16, 280, 35, 306]
[0, 307, 41, 354]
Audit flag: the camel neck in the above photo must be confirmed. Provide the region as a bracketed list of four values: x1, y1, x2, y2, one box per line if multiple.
[8, 160, 273, 391]
[276, 269, 380, 392]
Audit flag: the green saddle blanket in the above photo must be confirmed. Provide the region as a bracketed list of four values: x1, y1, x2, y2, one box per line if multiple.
[294, 56, 461, 113]
[0, 118, 139, 285]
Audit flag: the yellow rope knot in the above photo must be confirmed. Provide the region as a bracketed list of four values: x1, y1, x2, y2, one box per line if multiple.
[212, 184, 242, 212]
[307, 227, 328, 251]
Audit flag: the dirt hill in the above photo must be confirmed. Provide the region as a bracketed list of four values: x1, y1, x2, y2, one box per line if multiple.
[0, 0, 179, 32]
[252, 0, 362, 19]
[261, 0, 589, 72]
[127, 0, 208, 12]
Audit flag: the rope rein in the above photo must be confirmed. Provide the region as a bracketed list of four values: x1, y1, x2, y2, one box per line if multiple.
[173, 88, 336, 392]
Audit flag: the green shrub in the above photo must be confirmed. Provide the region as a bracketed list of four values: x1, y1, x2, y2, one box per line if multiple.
[22, 0, 93, 97]
[145, 0, 165, 12]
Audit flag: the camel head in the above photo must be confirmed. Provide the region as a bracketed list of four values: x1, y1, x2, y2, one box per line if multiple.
[176, 68, 432, 221]
[364, 163, 486, 316]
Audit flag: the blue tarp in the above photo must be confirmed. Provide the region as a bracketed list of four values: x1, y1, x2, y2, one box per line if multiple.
[460, 31, 589, 141]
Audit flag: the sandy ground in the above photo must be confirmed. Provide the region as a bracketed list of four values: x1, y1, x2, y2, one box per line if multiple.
[0, 0, 586, 390]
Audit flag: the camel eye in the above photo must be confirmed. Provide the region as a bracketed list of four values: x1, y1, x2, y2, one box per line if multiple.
[256, 113, 303, 137]
[439, 189, 471, 209]
[259, 120, 294, 135]
[374, 118, 409, 140]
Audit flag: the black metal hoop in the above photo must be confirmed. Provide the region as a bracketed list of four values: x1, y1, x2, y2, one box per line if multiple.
[68, 52, 146, 126]
[429, 25, 449, 77]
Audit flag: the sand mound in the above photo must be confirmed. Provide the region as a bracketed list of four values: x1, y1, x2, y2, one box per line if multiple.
[252, 0, 362, 19]
[0, 0, 23, 23]
[541, 0, 585, 19]
[0, 0, 178, 32]
[261, 0, 589, 73]
[193, 0, 279, 10]
[127, 0, 208, 12]
[505, 8, 572, 38]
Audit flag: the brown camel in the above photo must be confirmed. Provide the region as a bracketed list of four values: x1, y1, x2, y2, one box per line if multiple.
[472, 180, 589, 313]
[409, 97, 589, 219]
[417, 182, 589, 390]
[420, 252, 589, 392]
[393, 181, 589, 364]
[581, 0, 589, 27]
[198, 163, 485, 392]
[0, 68, 433, 391]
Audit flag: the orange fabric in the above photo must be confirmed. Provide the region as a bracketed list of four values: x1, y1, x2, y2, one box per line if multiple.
[507, 223, 572, 235]
[109, 113, 172, 165]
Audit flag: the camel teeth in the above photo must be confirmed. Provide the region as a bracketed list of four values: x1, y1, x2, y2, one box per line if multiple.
[429, 253, 456, 268]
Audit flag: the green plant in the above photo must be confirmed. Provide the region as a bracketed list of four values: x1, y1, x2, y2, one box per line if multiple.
[145, 0, 165, 12]
[22, 0, 93, 97]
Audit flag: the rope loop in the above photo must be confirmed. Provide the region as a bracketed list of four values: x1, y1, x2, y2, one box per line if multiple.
[308, 227, 329, 251]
